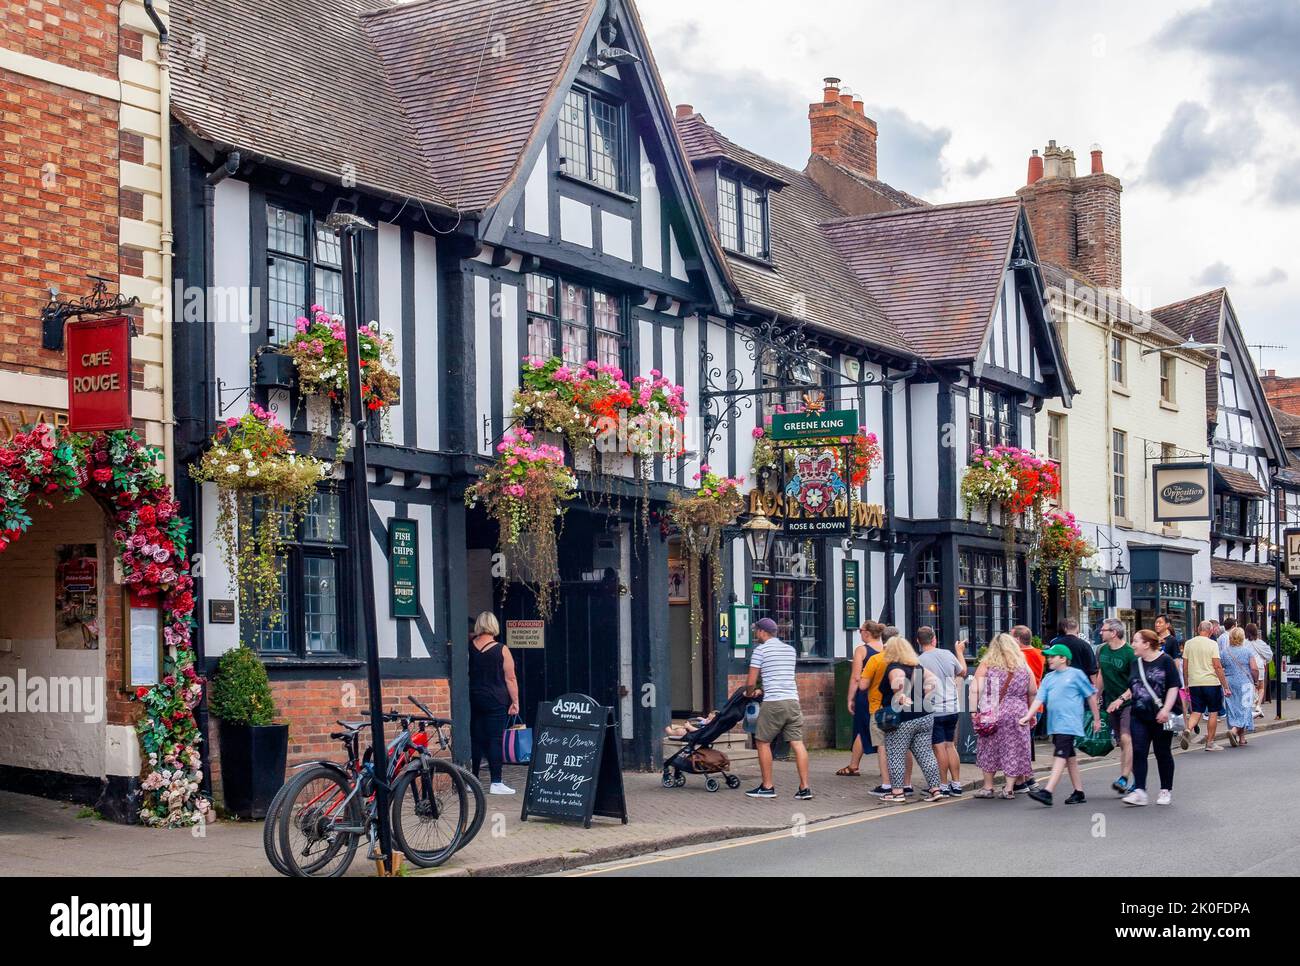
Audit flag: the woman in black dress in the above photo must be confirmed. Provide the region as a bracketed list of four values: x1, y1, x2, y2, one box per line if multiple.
[468, 612, 520, 795]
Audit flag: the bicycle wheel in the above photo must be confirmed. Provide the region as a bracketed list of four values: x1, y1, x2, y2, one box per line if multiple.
[390, 758, 468, 868]
[262, 779, 294, 876]
[446, 762, 486, 851]
[278, 765, 361, 878]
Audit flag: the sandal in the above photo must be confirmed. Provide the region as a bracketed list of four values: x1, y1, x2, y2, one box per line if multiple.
[836, 765, 860, 777]
[920, 788, 945, 803]
[998, 789, 1016, 800]
[880, 793, 908, 805]
[973, 789, 996, 799]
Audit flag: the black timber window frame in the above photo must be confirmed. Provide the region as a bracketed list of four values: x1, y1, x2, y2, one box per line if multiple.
[913, 546, 943, 645]
[957, 549, 1023, 653]
[243, 488, 351, 660]
[716, 170, 770, 260]
[967, 384, 1017, 452]
[1213, 493, 1261, 542]
[752, 536, 826, 659]
[558, 86, 627, 194]
[525, 271, 628, 372]
[262, 200, 352, 346]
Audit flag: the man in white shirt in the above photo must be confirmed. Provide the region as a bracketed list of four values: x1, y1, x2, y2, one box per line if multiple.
[745, 618, 812, 800]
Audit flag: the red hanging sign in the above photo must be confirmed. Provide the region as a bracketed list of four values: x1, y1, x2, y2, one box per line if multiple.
[66, 315, 132, 432]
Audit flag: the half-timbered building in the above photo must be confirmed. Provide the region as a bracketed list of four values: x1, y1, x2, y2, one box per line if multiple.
[1153, 289, 1292, 627]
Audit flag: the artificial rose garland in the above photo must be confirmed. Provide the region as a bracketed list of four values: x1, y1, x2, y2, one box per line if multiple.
[0, 424, 209, 827]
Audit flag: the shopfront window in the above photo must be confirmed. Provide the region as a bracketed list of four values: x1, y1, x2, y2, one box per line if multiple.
[958, 549, 1022, 651]
[913, 546, 943, 643]
[1131, 580, 1192, 640]
[245, 490, 348, 658]
[752, 537, 823, 658]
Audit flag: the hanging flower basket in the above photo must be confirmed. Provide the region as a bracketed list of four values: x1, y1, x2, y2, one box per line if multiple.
[0, 424, 207, 827]
[279, 305, 400, 428]
[1030, 509, 1096, 616]
[751, 406, 880, 489]
[960, 445, 1061, 552]
[668, 466, 746, 645]
[464, 428, 578, 618]
[190, 404, 328, 631]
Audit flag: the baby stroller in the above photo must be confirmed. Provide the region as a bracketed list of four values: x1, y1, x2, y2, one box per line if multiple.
[661, 687, 753, 792]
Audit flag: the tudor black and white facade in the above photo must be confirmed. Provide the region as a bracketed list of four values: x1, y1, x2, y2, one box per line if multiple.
[1152, 289, 1292, 628]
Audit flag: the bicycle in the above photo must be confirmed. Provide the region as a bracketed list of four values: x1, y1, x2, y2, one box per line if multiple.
[271, 698, 473, 877]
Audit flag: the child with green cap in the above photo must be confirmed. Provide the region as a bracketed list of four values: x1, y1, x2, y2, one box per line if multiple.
[1018, 643, 1101, 806]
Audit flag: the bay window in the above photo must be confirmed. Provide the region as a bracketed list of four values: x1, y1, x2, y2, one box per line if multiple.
[752, 537, 824, 658]
[968, 386, 1016, 451]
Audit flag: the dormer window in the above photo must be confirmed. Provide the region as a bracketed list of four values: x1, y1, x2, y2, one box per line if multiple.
[559, 88, 625, 192]
[717, 171, 769, 259]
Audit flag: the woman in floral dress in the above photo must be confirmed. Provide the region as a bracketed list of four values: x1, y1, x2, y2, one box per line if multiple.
[974, 634, 1036, 798]
[1219, 626, 1258, 745]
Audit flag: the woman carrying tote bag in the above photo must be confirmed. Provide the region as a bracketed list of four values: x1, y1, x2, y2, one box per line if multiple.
[468, 612, 521, 796]
[1107, 629, 1181, 807]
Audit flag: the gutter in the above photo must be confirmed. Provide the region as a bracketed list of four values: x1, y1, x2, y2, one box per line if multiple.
[144, 1, 175, 488]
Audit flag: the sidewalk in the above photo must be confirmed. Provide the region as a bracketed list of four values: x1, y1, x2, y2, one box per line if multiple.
[0, 707, 1295, 877]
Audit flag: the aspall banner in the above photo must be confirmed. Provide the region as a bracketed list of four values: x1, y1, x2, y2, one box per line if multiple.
[1151, 462, 1212, 523]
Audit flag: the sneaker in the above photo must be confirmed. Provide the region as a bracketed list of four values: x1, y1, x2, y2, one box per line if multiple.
[903, 786, 915, 797]
[793, 787, 814, 801]
[1156, 790, 1173, 806]
[1013, 779, 1037, 794]
[489, 782, 516, 795]
[1112, 776, 1130, 794]
[1064, 790, 1087, 805]
[745, 785, 777, 799]
[869, 785, 892, 797]
[1122, 788, 1149, 806]
[1253, 707, 1265, 718]
[1178, 729, 1191, 750]
[948, 783, 964, 796]
[1027, 787, 1053, 807]
[1204, 743, 1223, 752]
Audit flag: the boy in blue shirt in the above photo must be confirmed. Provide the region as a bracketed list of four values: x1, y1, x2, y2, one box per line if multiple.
[1019, 644, 1101, 806]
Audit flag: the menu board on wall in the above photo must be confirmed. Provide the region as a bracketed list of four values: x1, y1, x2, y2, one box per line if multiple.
[127, 599, 162, 688]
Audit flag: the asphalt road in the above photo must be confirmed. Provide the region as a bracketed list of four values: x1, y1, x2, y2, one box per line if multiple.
[569, 725, 1300, 877]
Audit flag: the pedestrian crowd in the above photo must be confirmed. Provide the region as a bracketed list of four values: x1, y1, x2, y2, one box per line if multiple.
[742, 613, 1268, 808]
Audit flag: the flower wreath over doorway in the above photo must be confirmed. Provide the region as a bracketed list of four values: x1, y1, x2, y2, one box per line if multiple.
[0, 424, 208, 827]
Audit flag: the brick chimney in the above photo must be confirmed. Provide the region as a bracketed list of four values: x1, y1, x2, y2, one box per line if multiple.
[809, 76, 878, 179]
[1017, 139, 1123, 290]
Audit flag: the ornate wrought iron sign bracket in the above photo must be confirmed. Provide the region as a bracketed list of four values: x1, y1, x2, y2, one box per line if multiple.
[41, 275, 140, 351]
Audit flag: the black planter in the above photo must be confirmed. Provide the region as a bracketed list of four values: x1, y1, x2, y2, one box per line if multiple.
[254, 351, 297, 390]
[217, 722, 288, 820]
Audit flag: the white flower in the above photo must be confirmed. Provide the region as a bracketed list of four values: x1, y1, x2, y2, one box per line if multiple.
[247, 467, 260, 478]
[225, 464, 240, 474]
[241, 448, 252, 459]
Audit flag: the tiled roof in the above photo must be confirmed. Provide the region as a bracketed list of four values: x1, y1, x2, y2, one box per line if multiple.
[1152, 288, 1226, 419]
[1214, 465, 1269, 499]
[364, 0, 596, 213]
[169, 0, 598, 215]
[1040, 263, 1198, 350]
[805, 154, 928, 211]
[1211, 558, 1292, 590]
[821, 198, 1023, 362]
[1271, 406, 1300, 450]
[675, 113, 917, 358]
[170, 0, 448, 208]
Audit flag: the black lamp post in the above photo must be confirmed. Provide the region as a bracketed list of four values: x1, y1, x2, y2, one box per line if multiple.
[328, 212, 393, 873]
[1108, 560, 1129, 592]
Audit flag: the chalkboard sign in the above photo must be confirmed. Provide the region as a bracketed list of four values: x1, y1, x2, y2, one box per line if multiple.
[520, 693, 628, 828]
[956, 706, 978, 765]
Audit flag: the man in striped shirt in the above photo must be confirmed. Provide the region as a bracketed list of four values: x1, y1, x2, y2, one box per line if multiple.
[745, 618, 813, 800]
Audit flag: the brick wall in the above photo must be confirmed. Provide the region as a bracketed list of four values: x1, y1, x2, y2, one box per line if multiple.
[1018, 167, 1122, 291]
[1, 1, 120, 78]
[205, 677, 452, 799]
[727, 669, 836, 748]
[0, 73, 120, 377]
[808, 92, 878, 180]
[1262, 373, 1300, 418]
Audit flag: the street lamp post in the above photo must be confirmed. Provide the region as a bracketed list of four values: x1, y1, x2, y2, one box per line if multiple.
[330, 212, 394, 872]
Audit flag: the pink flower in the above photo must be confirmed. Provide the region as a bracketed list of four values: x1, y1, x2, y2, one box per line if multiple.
[752, 427, 765, 439]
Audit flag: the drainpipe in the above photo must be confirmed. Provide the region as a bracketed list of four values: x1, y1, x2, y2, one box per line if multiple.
[144, 2, 175, 488]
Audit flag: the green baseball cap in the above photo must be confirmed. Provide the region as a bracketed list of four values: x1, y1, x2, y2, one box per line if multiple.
[1042, 644, 1073, 659]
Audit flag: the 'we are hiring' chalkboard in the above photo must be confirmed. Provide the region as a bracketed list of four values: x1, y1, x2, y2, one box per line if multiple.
[520, 693, 628, 828]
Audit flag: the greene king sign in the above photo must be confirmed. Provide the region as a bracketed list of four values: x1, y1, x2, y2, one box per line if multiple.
[769, 409, 858, 441]
[1152, 462, 1212, 523]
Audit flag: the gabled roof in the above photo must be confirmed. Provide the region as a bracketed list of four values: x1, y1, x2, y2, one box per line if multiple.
[1152, 288, 1226, 421]
[1215, 465, 1268, 499]
[170, 0, 598, 215]
[675, 113, 916, 358]
[1039, 263, 1199, 350]
[1271, 406, 1300, 451]
[820, 198, 1023, 363]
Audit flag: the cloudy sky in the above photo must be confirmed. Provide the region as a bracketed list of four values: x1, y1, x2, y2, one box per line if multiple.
[638, 0, 1300, 375]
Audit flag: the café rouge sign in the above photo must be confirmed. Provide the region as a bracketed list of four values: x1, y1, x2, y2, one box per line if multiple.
[66, 316, 132, 432]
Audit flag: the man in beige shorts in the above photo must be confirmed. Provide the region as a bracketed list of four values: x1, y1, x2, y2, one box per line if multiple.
[745, 618, 812, 800]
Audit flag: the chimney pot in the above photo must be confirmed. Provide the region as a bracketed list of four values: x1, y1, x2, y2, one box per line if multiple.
[839, 92, 854, 108]
[1027, 148, 1044, 185]
[675, 103, 694, 119]
[852, 98, 864, 115]
[1090, 143, 1104, 174]
[809, 78, 878, 179]
[823, 76, 841, 103]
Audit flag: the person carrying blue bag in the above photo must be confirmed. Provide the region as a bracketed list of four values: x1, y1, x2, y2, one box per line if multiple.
[468, 612, 521, 796]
